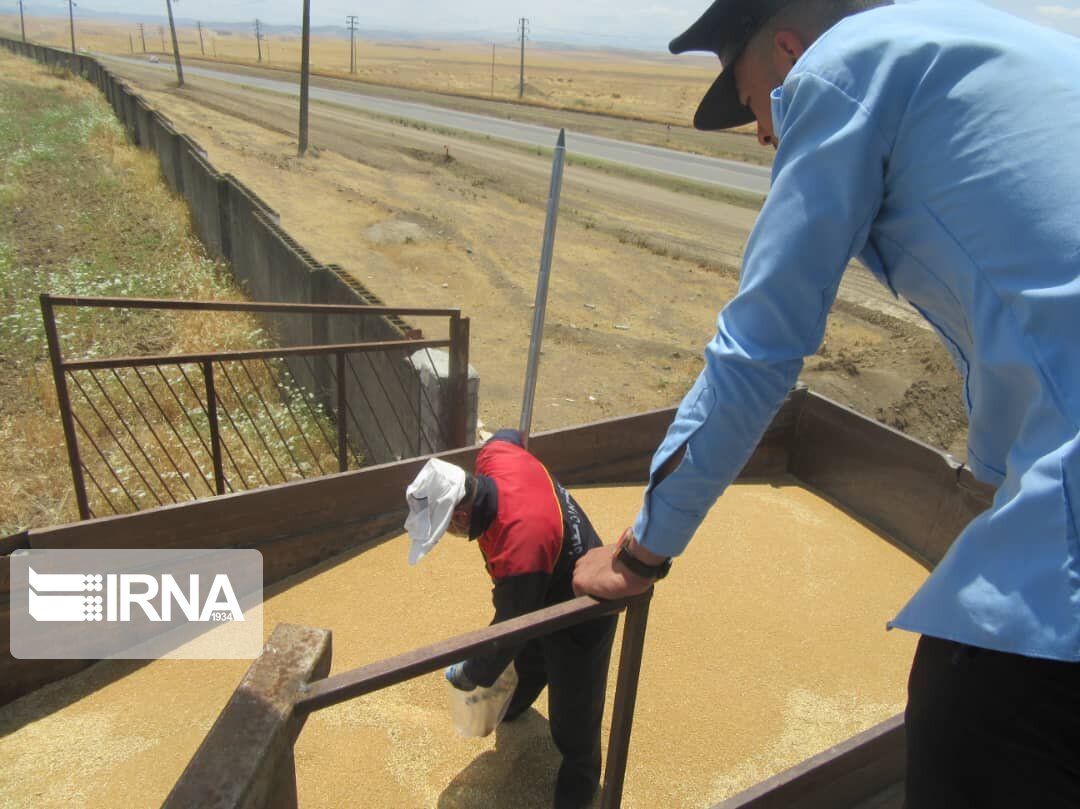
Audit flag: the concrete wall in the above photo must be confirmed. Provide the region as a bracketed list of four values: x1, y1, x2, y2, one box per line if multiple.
[181, 144, 226, 257]
[0, 37, 478, 464]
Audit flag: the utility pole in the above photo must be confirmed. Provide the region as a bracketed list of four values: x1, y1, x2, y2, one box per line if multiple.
[197, 21, 205, 56]
[129, 33, 134, 53]
[138, 22, 146, 52]
[254, 19, 262, 63]
[346, 15, 358, 74]
[299, 0, 311, 155]
[518, 17, 529, 99]
[159, 25, 165, 51]
[491, 43, 495, 96]
[165, 0, 183, 86]
[67, 0, 76, 56]
[18, 0, 25, 43]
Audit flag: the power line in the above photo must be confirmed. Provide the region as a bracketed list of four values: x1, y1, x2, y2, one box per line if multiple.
[346, 14, 358, 74]
[165, 0, 183, 86]
[518, 17, 529, 99]
[67, 0, 76, 55]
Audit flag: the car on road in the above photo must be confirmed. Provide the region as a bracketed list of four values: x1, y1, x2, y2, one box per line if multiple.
[147, 54, 160, 63]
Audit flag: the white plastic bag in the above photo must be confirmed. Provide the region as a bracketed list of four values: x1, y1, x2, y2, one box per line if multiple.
[447, 662, 518, 737]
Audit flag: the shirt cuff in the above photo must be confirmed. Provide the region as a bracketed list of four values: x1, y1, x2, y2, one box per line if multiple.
[631, 493, 700, 558]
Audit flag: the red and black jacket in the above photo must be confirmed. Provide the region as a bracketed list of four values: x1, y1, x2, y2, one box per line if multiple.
[461, 430, 605, 687]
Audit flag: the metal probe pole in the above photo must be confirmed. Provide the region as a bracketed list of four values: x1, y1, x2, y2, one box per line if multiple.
[518, 128, 567, 449]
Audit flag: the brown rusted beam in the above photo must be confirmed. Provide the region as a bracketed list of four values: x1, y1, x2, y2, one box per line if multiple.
[45, 294, 460, 318]
[336, 351, 347, 473]
[295, 594, 643, 714]
[40, 294, 92, 519]
[600, 591, 653, 809]
[202, 360, 226, 496]
[447, 315, 470, 448]
[708, 714, 905, 809]
[161, 623, 332, 809]
[60, 338, 452, 372]
[0, 530, 30, 555]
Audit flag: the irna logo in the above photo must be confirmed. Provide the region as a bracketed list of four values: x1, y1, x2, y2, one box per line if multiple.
[11, 548, 263, 660]
[28, 568, 244, 623]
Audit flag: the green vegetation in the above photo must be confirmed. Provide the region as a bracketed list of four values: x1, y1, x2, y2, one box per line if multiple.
[0, 76, 227, 364]
[0, 59, 337, 534]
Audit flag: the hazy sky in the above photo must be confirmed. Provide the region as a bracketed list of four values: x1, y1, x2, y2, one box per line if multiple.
[36, 0, 1080, 48]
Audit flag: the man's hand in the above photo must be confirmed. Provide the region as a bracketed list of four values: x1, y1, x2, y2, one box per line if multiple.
[572, 528, 661, 599]
[445, 662, 476, 691]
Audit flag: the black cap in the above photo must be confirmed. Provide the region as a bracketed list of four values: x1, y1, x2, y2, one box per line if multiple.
[669, 0, 798, 130]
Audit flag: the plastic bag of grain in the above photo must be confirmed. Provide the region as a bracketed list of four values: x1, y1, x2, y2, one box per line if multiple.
[447, 663, 518, 737]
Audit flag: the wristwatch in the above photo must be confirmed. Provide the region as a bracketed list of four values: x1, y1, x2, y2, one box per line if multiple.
[616, 536, 672, 581]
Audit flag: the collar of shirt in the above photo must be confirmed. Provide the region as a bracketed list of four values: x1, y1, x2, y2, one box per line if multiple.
[468, 474, 497, 540]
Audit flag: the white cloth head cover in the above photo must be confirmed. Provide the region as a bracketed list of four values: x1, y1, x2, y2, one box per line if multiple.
[404, 458, 467, 566]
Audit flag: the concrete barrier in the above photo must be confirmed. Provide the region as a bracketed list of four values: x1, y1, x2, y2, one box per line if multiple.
[134, 96, 156, 152]
[152, 115, 183, 194]
[181, 145, 227, 259]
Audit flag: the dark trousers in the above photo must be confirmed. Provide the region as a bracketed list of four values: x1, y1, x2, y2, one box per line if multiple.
[904, 635, 1080, 809]
[504, 615, 617, 809]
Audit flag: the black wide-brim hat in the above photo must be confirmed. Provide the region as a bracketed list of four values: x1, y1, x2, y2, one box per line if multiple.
[669, 0, 798, 130]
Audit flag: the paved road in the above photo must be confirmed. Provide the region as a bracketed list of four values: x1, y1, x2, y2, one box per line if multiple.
[102, 55, 773, 196]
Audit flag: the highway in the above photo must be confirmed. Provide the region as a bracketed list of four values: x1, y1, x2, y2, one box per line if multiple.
[102, 55, 773, 196]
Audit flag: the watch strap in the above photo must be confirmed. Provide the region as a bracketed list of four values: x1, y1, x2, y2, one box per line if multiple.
[616, 541, 672, 580]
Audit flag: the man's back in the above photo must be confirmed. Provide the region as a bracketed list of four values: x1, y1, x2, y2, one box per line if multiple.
[767, 0, 1080, 658]
[794, 1, 1080, 471]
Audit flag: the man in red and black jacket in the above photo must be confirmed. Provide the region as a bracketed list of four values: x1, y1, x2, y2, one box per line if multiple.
[444, 429, 616, 809]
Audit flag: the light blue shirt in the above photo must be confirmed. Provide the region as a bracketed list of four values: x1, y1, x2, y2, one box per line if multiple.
[634, 0, 1080, 661]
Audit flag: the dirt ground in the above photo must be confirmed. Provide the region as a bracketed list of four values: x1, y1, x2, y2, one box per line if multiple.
[77, 50, 967, 461]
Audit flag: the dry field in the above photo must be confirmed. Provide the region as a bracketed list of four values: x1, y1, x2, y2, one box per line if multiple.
[3, 14, 721, 122]
[0, 14, 771, 166]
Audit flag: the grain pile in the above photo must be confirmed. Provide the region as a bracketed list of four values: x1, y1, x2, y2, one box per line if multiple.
[0, 478, 926, 808]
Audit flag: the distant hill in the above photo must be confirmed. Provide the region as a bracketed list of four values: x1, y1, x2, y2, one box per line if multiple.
[12, 4, 667, 53]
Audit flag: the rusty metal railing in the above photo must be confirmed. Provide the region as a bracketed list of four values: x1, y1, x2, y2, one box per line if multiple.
[41, 295, 471, 520]
[163, 591, 653, 809]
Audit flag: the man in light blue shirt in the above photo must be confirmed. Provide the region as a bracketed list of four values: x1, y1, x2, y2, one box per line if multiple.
[573, 0, 1080, 805]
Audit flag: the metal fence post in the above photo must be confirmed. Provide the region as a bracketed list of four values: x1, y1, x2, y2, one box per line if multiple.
[336, 351, 347, 472]
[447, 315, 470, 448]
[600, 591, 653, 809]
[202, 360, 226, 495]
[39, 294, 92, 519]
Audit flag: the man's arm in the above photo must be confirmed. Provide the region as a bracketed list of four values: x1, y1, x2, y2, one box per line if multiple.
[575, 71, 891, 598]
[460, 572, 548, 687]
